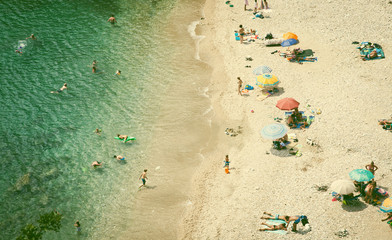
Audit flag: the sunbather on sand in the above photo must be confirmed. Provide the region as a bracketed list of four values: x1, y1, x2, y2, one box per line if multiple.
[381, 212, 392, 224]
[287, 110, 302, 128]
[261, 212, 296, 224]
[259, 222, 287, 231]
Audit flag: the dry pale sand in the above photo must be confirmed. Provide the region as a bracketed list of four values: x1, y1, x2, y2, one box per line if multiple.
[178, 0, 392, 239]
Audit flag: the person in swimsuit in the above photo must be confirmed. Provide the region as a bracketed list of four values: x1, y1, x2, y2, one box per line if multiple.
[239, 25, 245, 44]
[74, 220, 81, 232]
[292, 215, 309, 232]
[261, 212, 292, 223]
[94, 128, 102, 135]
[108, 15, 117, 24]
[117, 134, 128, 142]
[91, 161, 102, 167]
[115, 70, 121, 75]
[261, 0, 268, 9]
[237, 77, 243, 95]
[114, 155, 125, 161]
[51, 83, 67, 93]
[364, 181, 377, 203]
[139, 169, 148, 188]
[259, 222, 287, 231]
[223, 155, 230, 174]
[26, 34, 36, 40]
[365, 161, 378, 176]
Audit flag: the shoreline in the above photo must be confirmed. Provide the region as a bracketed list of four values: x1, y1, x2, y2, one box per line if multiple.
[179, 0, 392, 239]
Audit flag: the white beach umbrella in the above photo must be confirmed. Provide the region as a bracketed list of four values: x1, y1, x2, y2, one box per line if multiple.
[330, 179, 355, 194]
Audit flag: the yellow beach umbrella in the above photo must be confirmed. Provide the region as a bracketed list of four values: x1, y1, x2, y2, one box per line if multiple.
[283, 32, 298, 40]
[256, 73, 279, 88]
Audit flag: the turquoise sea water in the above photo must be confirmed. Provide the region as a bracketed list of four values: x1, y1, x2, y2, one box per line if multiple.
[0, 0, 210, 239]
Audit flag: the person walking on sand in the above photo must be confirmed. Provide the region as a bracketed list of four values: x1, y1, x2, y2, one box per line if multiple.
[237, 77, 243, 95]
[108, 15, 117, 24]
[239, 25, 245, 44]
[244, 0, 249, 11]
[224, 155, 230, 174]
[139, 169, 148, 188]
[365, 161, 378, 176]
[261, 0, 268, 9]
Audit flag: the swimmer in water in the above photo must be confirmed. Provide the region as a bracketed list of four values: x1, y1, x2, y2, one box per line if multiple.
[117, 134, 128, 142]
[92, 60, 98, 73]
[108, 15, 117, 24]
[94, 128, 102, 135]
[15, 49, 23, 55]
[26, 34, 36, 40]
[51, 83, 67, 93]
[115, 70, 121, 75]
[91, 161, 102, 167]
[114, 155, 125, 161]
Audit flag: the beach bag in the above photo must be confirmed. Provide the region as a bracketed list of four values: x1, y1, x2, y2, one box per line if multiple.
[265, 33, 274, 39]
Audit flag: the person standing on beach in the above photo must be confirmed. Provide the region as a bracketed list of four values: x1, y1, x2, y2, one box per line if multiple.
[261, 0, 268, 9]
[365, 161, 378, 176]
[244, 0, 249, 11]
[224, 155, 230, 174]
[108, 15, 117, 24]
[239, 25, 245, 44]
[139, 169, 148, 188]
[237, 77, 243, 95]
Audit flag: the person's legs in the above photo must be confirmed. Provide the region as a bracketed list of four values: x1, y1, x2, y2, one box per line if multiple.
[259, 222, 274, 231]
[264, 0, 268, 9]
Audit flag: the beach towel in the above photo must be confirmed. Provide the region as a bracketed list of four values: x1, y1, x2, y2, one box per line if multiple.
[260, 219, 287, 235]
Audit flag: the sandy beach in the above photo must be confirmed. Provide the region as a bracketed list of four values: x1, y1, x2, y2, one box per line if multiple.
[178, 0, 392, 239]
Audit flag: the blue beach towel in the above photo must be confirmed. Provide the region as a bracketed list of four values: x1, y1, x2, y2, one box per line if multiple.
[260, 219, 287, 235]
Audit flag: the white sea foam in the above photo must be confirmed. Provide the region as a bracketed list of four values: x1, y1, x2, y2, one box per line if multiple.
[187, 20, 205, 60]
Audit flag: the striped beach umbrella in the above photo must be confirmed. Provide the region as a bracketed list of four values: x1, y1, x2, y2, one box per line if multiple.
[349, 169, 374, 182]
[256, 73, 279, 88]
[260, 123, 288, 140]
[380, 197, 392, 213]
[253, 65, 272, 75]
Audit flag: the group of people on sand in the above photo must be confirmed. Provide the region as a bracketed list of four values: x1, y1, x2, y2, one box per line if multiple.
[244, 0, 268, 11]
[259, 212, 310, 232]
[286, 108, 309, 129]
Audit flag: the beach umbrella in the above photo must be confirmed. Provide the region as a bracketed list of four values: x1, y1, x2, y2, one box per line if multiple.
[253, 65, 272, 75]
[330, 179, 355, 195]
[283, 32, 298, 40]
[276, 98, 300, 110]
[380, 197, 392, 213]
[256, 73, 279, 88]
[281, 38, 298, 47]
[260, 123, 288, 140]
[349, 169, 374, 182]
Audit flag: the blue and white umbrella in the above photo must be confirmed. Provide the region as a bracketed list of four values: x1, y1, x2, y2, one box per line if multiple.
[253, 65, 272, 75]
[281, 38, 298, 47]
[349, 169, 374, 182]
[260, 123, 288, 140]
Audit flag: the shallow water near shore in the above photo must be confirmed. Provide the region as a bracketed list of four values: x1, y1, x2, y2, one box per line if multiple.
[0, 0, 210, 239]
